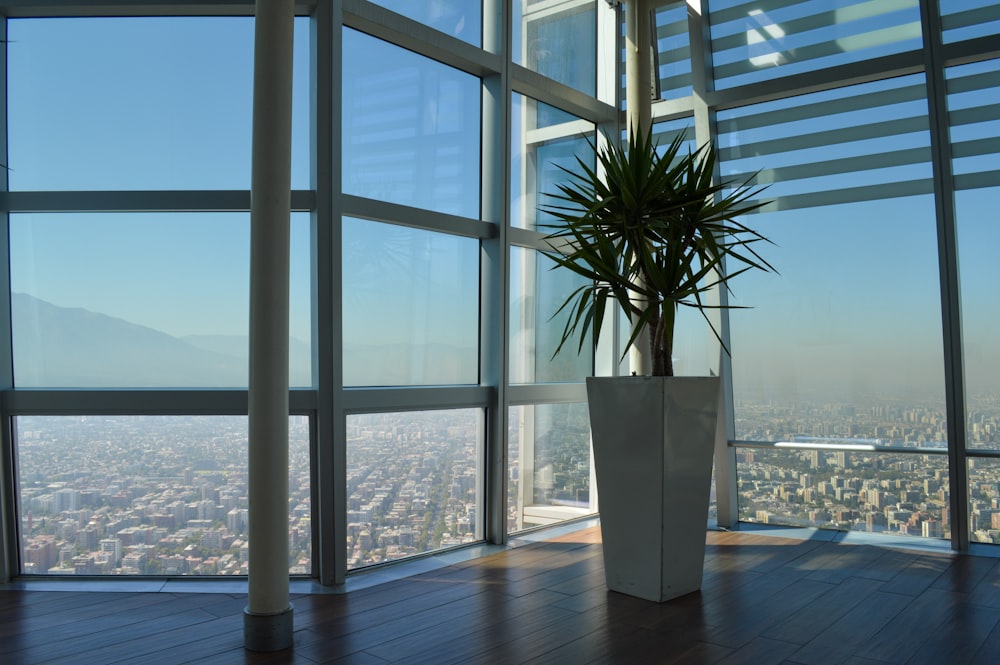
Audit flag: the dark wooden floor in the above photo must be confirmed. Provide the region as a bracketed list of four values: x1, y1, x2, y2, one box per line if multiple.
[3, 527, 1000, 664]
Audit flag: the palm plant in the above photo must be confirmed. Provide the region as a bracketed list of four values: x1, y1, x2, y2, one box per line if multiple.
[541, 127, 775, 377]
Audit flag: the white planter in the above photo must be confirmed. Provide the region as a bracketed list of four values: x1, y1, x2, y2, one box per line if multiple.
[587, 375, 720, 602]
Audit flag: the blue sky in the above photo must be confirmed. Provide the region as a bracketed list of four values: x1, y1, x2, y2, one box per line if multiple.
[8, 17, 313, 345]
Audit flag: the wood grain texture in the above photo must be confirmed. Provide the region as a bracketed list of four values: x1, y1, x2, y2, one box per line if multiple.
[2, 528, 998, 664]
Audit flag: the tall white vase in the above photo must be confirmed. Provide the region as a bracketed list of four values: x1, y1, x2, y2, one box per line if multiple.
[587, 375, 720, 602]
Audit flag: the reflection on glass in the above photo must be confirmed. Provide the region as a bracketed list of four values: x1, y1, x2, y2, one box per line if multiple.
[342, 218, 479, 387]
[7, 17, 310, 190]
[969, 458, 1000, 544]
[17, 415, 311, 576]
[511, 95, 595, 231]
[510, 247, 592, 383]
[508, 402, 594, 532]
[10, 213, 312, 388]
[346, 410, 483, 569]
[368, 0, 481, 46]
[708, 0, 922, 90]
[342, 28, 481, 219]
[653, 2, 693, 100]
[737, 447, 949, 540]
[514, 1, 596, 96]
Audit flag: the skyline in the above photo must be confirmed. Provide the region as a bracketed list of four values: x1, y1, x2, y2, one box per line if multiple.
[16, 400, 1000, 580]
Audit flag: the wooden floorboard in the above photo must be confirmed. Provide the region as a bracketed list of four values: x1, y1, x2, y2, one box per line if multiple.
[3, 528, 999, 664]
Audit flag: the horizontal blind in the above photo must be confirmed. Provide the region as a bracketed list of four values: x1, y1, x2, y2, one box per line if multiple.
[716, 73, 933, 212]
[946, 58, 1000, 191]
[708, 0, 923, 90]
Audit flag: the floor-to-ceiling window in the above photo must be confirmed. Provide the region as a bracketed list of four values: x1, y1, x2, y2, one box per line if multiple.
[0, 0, 615, 584]
[692, 0, 1000, 549]
[3, 0, 998, 587]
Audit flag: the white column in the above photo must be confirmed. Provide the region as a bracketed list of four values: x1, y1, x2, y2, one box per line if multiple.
[624, 0, 653, 375]
[624, 0, 652, 137]
[244, 0, 294, 652]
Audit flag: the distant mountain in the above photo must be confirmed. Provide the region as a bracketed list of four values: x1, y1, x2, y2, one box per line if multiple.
[11, 293, 305, 388]
[182, 334, 312, 387]
[11, 293, 475, 388]
[342, 342, 477, 386]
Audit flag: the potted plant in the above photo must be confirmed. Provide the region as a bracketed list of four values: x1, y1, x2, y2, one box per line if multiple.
[540, 127, 773, 602]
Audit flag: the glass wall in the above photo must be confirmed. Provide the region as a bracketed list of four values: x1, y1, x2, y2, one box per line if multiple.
[714, 0, 1000, 546]
[5, 0, 1000, 584]
[341, 218, 480, 387]
[0, 0, 613, 582]
[346, 410, 483, 569]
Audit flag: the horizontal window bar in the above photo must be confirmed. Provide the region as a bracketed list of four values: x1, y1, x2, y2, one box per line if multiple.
[341, 385, 493, 413]
[507, 383, 587, 406]
[343, 0, 500, 79]
[731, 439, 947, 456]
[0, 0, 314, 18]
[5, 190, 315, 213]
[2, 389, 317, 415]
[341, 195, 496, 240]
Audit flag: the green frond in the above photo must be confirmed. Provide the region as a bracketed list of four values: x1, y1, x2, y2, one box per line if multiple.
[539, 125, 777, 376]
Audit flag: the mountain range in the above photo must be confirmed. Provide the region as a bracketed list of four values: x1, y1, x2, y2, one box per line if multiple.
[11, 293, 478, 388]
[12, 292, 311, 388]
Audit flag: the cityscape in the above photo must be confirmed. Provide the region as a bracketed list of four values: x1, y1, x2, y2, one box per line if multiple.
[18, 415, 313, 576]
[16, 393, 1000, 577]
[346, 410, 482, 569]
[734, 393, 1000, 545]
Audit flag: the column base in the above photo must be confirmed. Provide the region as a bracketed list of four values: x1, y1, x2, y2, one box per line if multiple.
[243, 604, 294, 652]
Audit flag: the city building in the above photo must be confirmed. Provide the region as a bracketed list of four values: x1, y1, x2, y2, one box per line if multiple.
[1, 0, 999, 659]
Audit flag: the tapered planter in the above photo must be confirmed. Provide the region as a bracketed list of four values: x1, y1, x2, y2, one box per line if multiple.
[588, 375, 720, 602]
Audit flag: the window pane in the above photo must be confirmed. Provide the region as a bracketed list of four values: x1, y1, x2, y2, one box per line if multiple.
[722, 76, 946, 452]
[949, 60, 1000, 451]
[367, 1, 482, 46]
[346, 410, 483, 570]
[508, 402, 595, 532]
[511, 95, 595, 231]
[510, 247, 592, 384]
[708, 0, 922, 90]
[514, 1, 596, 96]
[18, 415, 311, 576]
[10, 213, 311, 388]
[8, 17, 310, 191]
[342, 29, 482, 219]
[342, 218, 479, 387]
[737, 447, 950, 540]
[969, 458, 1000, 544]
[956, 190, 1000, 449]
